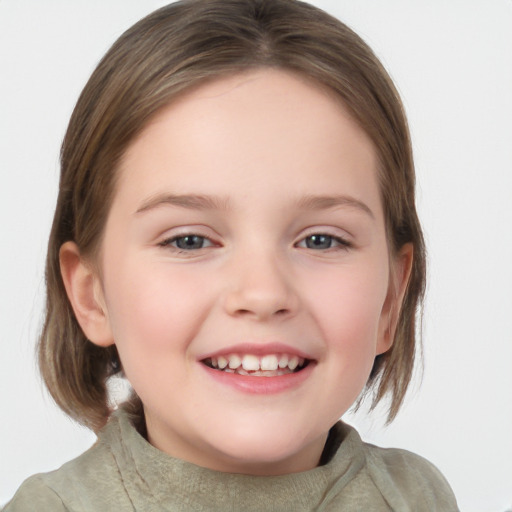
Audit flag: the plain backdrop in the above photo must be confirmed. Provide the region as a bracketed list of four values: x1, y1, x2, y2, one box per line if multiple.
[1, 1, 511, 510]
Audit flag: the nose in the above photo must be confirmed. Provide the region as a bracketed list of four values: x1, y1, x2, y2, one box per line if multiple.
[223, 250, 299, 322]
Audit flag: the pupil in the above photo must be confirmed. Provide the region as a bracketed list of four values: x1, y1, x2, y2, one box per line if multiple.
[307, 235, 331, 249]
[177, 235, 203, 249]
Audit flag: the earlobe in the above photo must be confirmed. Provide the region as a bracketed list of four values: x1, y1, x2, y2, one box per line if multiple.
[376, 243, 414, 355]
[59, 241, 114, 347]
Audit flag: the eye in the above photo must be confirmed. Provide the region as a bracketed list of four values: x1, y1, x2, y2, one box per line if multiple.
[297, 234, 350, 250]
[160, 234, 214, 251]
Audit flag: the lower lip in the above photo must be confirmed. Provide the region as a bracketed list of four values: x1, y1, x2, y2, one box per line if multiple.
[200, 363, 315, 395]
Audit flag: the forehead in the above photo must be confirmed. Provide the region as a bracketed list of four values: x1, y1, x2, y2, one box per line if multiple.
[115, 69, 381, 214]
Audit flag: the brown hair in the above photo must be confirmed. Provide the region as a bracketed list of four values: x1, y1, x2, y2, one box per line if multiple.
[39, 0, 425, 431]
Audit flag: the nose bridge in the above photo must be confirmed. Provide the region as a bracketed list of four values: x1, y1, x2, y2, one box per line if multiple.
[223, 240, 298, 320]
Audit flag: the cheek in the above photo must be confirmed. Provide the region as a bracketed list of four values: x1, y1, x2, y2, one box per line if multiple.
[305, 262, 388, 355]
[103, 258, 214, 356]
[101, 261, 216, 401]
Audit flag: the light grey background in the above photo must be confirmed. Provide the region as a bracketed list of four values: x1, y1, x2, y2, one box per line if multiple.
[1, 1, 511, 510]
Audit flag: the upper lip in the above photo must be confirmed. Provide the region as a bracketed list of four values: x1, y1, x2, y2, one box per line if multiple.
[197, 342, 316, 362]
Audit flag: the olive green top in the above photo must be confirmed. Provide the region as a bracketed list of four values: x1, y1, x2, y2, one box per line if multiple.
[4, 410, 458, 511]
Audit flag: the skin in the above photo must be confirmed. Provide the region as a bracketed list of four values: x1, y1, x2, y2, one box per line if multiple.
[61, 69, 412, 476]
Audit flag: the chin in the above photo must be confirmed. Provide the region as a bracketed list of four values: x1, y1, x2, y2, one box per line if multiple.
[204, 419, 324, 475]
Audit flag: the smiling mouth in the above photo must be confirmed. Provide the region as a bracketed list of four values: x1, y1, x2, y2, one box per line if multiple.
[202, 353, 311, 377]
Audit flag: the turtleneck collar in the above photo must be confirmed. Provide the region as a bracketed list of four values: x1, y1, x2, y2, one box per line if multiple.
[100, 408, 366, 511]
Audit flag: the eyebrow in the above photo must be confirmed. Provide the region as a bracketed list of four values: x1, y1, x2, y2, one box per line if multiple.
[135, 192, 374, 218]
[297, 194, 375, 218]
[136, 193, 231, 214]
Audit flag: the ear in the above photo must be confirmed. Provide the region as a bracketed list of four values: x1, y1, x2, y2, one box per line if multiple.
[376, 243, 414, 355]
[59, 241, 114, 347]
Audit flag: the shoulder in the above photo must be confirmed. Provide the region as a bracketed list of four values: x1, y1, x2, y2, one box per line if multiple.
[3, 417, 133, 511]
[362, 441, 459, 511]
[3, 441, 116, 512]
[3, 474, 67, 511]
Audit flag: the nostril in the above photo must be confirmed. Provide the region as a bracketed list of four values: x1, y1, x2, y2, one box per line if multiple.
[224, 283, 298, 320]
[234, 309, 252, 316]
[234, 307, 290, 318]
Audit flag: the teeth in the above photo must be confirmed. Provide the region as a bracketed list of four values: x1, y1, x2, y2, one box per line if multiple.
[288, 356, 299, 371]
[242, 354, 260, 371]
[228, 355, 242, 369]
[278, 355, 289, 369]
[261, 355, 278, 371]
[207, 353, 308, 374]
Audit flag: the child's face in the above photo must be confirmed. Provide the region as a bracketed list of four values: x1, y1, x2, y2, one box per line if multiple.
[89, 69, 405, 474]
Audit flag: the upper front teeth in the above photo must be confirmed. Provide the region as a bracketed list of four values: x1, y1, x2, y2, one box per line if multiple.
[242, 355, 260, 371]
[261, 355, 278, 371]
[208, 353, 305, 372]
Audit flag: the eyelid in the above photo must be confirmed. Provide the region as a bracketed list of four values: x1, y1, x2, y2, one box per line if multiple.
[158, 234, 214, 248]
[156, 225, 216, 240]
[296, 226, 352, 242]
[156, 226, 221, 250]
[295, 235, 351, 249]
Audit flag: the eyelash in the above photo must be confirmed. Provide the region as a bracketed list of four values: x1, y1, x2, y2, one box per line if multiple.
[158, 232, 351, 253]
[295, 233, 351, 251]
[158, 234, 214, 252]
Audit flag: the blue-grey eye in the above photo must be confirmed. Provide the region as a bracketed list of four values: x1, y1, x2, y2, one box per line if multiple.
[174, 235, 208, 250]
[304, 234, 335, 249]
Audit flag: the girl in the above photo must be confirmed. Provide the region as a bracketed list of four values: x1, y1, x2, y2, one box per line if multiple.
[5, 0, 458, 510]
